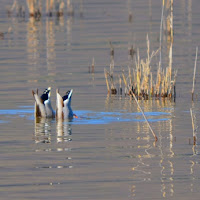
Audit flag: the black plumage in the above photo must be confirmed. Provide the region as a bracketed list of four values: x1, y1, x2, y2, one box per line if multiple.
[40, 88, 50, 104]
[62, 90, 71, 101]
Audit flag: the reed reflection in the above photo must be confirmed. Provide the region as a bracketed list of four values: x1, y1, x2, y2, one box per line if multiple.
[27, 14, 68, 83]
[189, 103, 199, 193]
[46, 18, 56, 73]
[66, 16, 73, 50]
[105, 95, 175, 198]
[157, 103, 174, 198]
[27, 17, 40, 67]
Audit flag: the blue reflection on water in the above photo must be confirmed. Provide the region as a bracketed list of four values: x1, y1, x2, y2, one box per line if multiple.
[0, 120, 9, 123]
[71, 110, 170, 125]
[0, 109, 171, 125]
[0, 109, 33, 115]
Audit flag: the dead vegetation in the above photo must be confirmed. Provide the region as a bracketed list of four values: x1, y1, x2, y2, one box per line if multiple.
[104, 35, 177, 100]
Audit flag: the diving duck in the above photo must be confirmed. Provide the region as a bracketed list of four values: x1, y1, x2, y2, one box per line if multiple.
[32, 87, 55, 118]
[56, 89, 77, 120]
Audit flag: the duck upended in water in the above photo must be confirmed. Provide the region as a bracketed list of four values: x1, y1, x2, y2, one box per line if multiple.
[56, 89, 77, 120]
[32, 87, 55, 118]
[32, 87, 77, 119]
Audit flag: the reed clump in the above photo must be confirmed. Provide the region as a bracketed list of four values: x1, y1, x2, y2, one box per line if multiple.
[104, 35, 177, 100]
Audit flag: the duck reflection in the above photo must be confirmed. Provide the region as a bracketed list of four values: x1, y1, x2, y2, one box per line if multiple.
[34, 117, 73, 144]
[56, 119, 72, 143]
[34, 117, 52, 143]
[34, 117, 73, 173]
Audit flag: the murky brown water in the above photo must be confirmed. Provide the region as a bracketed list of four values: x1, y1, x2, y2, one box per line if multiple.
[1, 0, 200, 199]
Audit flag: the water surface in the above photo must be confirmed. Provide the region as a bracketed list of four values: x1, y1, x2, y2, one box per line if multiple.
[0, 0, 200, 199]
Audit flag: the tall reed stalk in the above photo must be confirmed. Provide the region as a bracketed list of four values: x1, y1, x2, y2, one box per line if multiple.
[159, 0, 165, 69]
[170, 0, 173, 42]
[130, 90, 158, 141]
[192, 47, 198, 101]
[190, 108, 196, 145]
[104, 69, 110, 94]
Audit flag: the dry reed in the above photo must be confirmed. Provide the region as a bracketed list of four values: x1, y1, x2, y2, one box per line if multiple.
[119, 75, 122, 95]
[104, 35, 177, 100]
[192, 47, 198, 101]
[89, 57, 95, 73]
[104, 42, 117, 94]
[159, 0, 165, 68]
[104, 68, 110, 94]
[130, 90, 158, 141]
[190, 108, 197, 145]
[170, 0, 173, 42]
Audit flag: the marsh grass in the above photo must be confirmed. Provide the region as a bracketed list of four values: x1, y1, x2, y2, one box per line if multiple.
[105, 35, 177, 100]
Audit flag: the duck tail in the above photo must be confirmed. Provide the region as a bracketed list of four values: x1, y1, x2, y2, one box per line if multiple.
[32, 89, 46, 117]
[56, 89, 64, 120]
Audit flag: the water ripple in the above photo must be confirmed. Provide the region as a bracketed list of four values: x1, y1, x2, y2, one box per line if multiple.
[0, 108, 171, 125]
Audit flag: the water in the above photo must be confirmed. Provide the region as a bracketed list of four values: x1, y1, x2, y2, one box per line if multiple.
[1, 0, 200, 199]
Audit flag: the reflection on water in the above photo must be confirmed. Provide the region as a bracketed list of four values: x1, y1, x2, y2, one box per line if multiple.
[189, 103, 199, 193]
[34, 117, 72, 144]
[1, 0, 200, 199]
[158, 116, 174, 198]
[57, 119, 72, 143]
[66, 16, 72, 49]
[34, 117, 73, 171]
[34, 117, 52, 143]
[46, 18, 56, 73]
[1, 101, 200, 198]
[26, 14, 73, 84]
[105, 95, 176, 198]
[27, 17, 41, 67]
